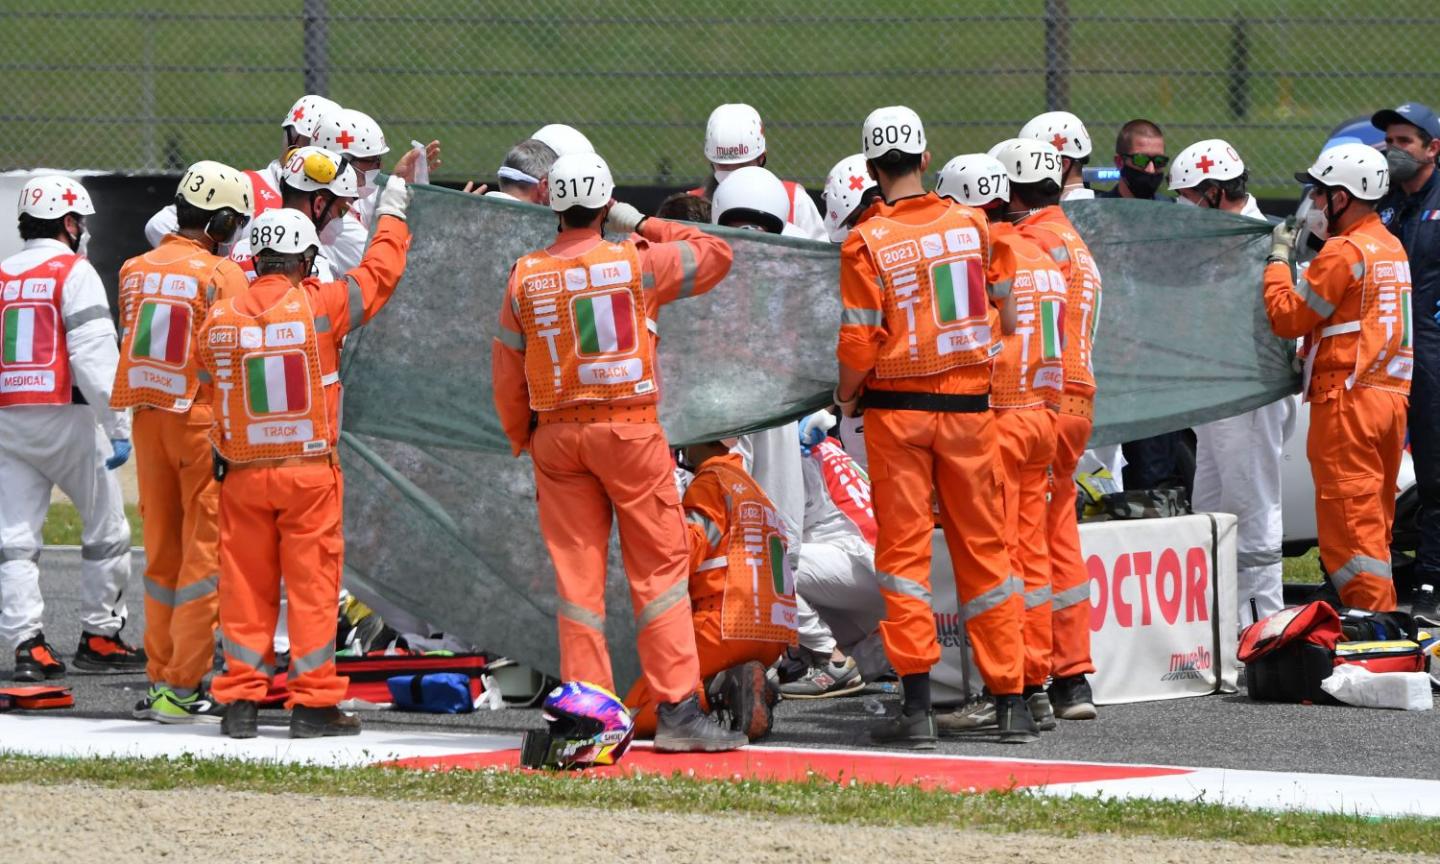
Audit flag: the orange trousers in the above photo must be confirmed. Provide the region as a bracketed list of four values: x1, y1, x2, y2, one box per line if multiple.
[996, 408, 1058, 688]
[211, 461, 346, 709]
[624, 606, 783, 736]
[134, 407, 221, 690]
[1047, 409, 1095, 679]
[531, 421, 701, 706]
[864, 407, 1023, 695]
[1309, 387, 1407, 612]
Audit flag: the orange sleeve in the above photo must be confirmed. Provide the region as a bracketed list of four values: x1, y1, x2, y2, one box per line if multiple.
[319, 215, 412, 343]
[1263, 242, 1358, 339]
[837, 230, 886, 376]
[987, 230, 1017, 305]
[681, 469, 730, 586]
[210, 259, 249, 305]
[637, 217, 734, 306]
[491, 266, 533, 456]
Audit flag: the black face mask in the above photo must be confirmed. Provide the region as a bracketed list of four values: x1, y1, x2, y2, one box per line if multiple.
[1121, 164, 1165, 199]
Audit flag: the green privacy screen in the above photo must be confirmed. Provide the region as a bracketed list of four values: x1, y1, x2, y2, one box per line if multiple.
[338, 187, 1296, 687]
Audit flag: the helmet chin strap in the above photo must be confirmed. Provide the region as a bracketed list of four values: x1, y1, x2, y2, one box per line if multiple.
[1323, 188, 1351, 229]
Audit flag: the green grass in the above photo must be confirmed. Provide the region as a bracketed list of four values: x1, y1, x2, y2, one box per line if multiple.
[1283, 547, 1322, 584]
[5, 1, 1440, 195]
[0, 753, 1436, 852]
[42, 502, 142, 547]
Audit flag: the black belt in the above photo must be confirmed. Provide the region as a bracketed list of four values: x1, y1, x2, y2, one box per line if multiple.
[858, 389, 990, 413]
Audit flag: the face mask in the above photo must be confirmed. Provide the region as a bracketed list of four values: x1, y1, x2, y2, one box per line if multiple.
[1386, 146, 1426, 182]
[359, 168, 381, 198]
[1175, 194, 1198, 207]
[66, 224, 89, 256]
[1298, 195, 1329, 242]
[319, 214, 344, 246]
[713, 167, 734, 185]
[1121, 164, 1165, 199]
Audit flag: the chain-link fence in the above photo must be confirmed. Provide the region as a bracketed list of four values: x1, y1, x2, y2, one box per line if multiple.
[5, 1, 1440, 194]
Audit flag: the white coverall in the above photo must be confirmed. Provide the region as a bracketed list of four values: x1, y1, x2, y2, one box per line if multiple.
[794, 446, 884, 667]
[1192, 194, 1295, 626]
[785, 184, 829, 243]
[0, 240, 132, 648]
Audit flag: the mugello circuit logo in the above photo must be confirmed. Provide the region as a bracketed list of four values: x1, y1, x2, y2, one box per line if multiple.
[712, 143, 752, 160]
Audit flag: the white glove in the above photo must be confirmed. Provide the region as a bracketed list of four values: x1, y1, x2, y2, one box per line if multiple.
[1269, 219, 1297, 264]
[375, 175, 412, 221]
[605, 201, 646, 235]
[837, 414, 867, 471]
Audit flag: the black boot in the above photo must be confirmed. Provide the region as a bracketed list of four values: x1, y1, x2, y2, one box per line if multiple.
[995, 694, 1040, 744]
[221, 700, 258, 739]
[654, 694, 747, 753]
[290, 705, 361, 738]
[706, 660, 775, 740]
[1048, 674, 1098, 720]
[869, 707, 938, 749]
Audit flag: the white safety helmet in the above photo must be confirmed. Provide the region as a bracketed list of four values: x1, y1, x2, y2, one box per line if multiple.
[248, 208, 320, 257]
[176, 160, 253, 216]
[704, 103, 767, 166]
[989, 138, 1063, 186]
[548, 152, 615, 211]
[18, 175, 95, 219]
[862, 106, 926, 160]
[1296, 142, 1389, 201]
[532, 124, 594, 158]
[312, 108, 390, 158]
[281, 94, 341, 140]
[1169, 139, 1246, 191]
[936, 153, 1011, 208]
[711, 166, 789, 234]
[822, 153, 877, 242]
[1019, 111, 1092, 160]
[282, 146, 359, 199]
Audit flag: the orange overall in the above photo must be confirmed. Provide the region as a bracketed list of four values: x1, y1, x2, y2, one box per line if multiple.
[625, 453, 797, 734]
[838, 192, 1023, 696]
[989, 223, 1065, 688]
[201, 216, 410, 708]
[492, 217, 734, 705]
[1020, 205, 1102, 680]
[112, 234, 248, 690]
[1264, 212, 1411, 611]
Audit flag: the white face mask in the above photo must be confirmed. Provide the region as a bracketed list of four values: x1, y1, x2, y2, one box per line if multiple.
[1297, 195, 1329, 242]
[318, 214, 345, 246]
[359, 168, 380, 199]
[1175, 194, 1198, 207]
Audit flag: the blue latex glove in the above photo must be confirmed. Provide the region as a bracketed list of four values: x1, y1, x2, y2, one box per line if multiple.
[1433, 298, 1440, 324]
[798, 409, 836, 457]
[105, 438, 131, 471]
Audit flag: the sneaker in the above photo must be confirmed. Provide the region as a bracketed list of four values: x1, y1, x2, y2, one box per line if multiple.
[868, 707, 937, 749]
[768, 645, 810, 687]
[133, 684, 167, 720]
[707, 660, 775, 740]
[13, 633, 65, 682]
[779, 655, 864, 700]
[153, 687, 225, 725]
[653, 694, 747, 753]
[290, 705, 362, 738]
[935, 694, 996, 736]
[72, 632, 147, 674]
[221, 700, 259, 739]
[1048, 674, 1098, 720]
[1025, 686, 1057, 731]
[996, 694, 1040, 744]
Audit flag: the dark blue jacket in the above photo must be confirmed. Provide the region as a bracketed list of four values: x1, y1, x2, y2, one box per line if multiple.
[1378, 170, 1440, 347]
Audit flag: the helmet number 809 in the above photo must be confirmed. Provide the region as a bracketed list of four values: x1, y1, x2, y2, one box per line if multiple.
[871, 125, 916, 148]
[553, 176, 597, 200]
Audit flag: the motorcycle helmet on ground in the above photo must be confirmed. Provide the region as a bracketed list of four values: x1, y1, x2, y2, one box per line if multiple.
[519, 680, 635, 769]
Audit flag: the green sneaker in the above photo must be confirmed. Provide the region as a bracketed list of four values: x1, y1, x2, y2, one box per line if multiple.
[132, 684, 168, 721]
[152, 687, 225, 725]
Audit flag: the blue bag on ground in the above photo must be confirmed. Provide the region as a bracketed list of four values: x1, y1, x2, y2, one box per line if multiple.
[387, 672, 474, 713]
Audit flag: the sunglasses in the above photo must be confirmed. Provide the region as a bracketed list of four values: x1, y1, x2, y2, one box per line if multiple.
[1121, 152, 1170, 169]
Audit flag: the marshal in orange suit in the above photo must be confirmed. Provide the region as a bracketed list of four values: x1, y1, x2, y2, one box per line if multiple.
[491, 152, 745, 753]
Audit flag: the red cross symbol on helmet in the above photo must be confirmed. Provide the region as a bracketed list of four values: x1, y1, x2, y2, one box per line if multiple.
[848, 175, 866, 191]
[293, 107, 305, 121]
[1051, 133, 1068, 150]
[335, 129, 355, 149]
[61, 187, 78, 206]
[1195, 154, 1215, 174]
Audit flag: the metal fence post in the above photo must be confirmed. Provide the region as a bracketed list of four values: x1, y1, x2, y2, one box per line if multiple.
[1044, 0, 1071, 111]
[1228, 11, 1250, 120]
[141, 19, 157, 170]
[303, 0, 330, 96]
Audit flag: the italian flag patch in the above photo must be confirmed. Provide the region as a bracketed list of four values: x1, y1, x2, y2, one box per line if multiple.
[3, 305, 57, 365]
[933, 260, 985, 324]
[1402, 288, 1412, 350]
[131, 300, 190, 365]
[1040, 299, 1066, 361]
[573, 291, 636, 356]
[244, 352, 309, 415]
[768, 534, 787, 594]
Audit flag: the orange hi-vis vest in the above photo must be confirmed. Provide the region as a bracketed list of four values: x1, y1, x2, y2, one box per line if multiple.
[855, 202, 995, 379]
[1304, 227, 1413, 399]
[1020, 209, 1101, 395]
[515, 239, 658, 411]
[695, 458, 799, 645]
[0, 253, 79, 408]
[199, 285, 332, 462]
[113, 244, 229, 412]
[991, 227, 1067, 410]
[229, 170, 283, 282]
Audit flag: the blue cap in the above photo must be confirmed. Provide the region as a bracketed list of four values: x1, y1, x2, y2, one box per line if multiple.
[1372, 102, 1440, 139]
